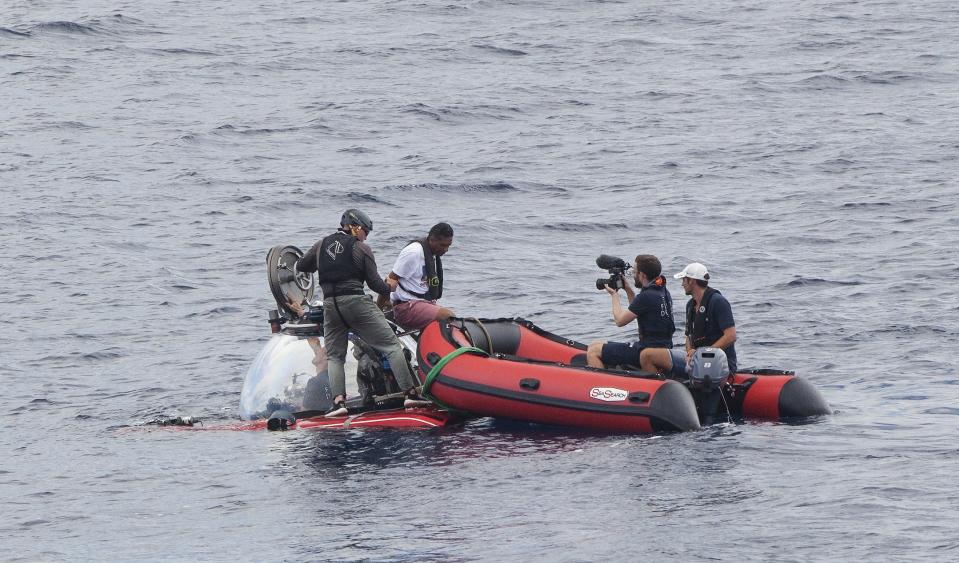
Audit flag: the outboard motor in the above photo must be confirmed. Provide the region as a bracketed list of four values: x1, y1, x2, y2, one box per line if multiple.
[688, 347, 730, 389]
[686, 347, 731, 426]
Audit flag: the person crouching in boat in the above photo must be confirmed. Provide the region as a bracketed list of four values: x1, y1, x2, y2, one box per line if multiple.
[586, 254, 678, 373]
[295, 209, 425, 417]
[380, 222, 455, 332]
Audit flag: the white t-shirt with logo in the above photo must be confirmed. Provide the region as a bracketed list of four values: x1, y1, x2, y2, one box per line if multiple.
[390, 241, 429, 302]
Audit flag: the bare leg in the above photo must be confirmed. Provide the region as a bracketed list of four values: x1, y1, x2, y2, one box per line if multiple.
[586, 340, 606, 368]
[640, 348, 673, 375]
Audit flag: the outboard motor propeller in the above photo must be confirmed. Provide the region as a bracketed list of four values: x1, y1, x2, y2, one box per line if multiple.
[266, 410, 296, 431]
[689, 347, 730, 389]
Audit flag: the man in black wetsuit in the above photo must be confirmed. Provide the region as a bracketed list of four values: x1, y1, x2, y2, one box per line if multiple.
[294, 209, 422, 417]
[586, 254, 676, 370]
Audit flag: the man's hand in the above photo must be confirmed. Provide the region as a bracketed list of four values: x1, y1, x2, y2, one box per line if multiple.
[386, 276, 398, 291]
[605, 284, 619, 296]
[286, 294, 305, 318]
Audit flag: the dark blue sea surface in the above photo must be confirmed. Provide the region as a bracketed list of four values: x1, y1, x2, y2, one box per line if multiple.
[2, 0, 958, 560]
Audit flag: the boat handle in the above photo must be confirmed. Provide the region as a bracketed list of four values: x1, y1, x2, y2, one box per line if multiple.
[628, 391, 650, 403]
[519, 378, 540, 391]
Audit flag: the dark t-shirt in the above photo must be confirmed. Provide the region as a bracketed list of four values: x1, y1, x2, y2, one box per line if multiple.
[685, 291, 737, 373]
[627, 284, 675, 348]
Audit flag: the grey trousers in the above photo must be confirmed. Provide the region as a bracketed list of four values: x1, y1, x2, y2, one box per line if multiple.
[323, 294, 417, 399]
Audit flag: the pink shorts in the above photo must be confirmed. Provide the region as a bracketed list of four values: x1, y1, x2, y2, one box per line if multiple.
[392, 299, 441, 331]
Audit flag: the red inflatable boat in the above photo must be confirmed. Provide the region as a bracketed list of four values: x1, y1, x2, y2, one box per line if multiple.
[417, 318, 829, 433]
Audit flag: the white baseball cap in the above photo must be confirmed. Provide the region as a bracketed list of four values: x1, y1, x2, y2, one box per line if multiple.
[673, 262, 710, 281]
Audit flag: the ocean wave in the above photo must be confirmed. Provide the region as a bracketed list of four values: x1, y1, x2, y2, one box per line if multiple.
[795, 38, 855, 50]
[144, 48, 220, 57]
[852, 70, 921, 84]
[608, 38, 659, 47]
[399, 102, 520, 122]
[42, 121, 96, 130]
[473, 44, 528, 56]
[186, 306, 242, 317]
[385, 182, 517, 193]
[213, 124, 302, 135]
[33, 21, 104, 35]
[785, 277, 863, 287]
[338, 146, 376, 154]
[402, 103, 442, 120]
[793, 74, 850, 89]
[82, 348, 126, 361]
[334, 46, 408, 57]
[0, 26, 31, 38]
[541, 222, 629, 232]
[841, 201, 893, 208]
[346, 191, 394, 205]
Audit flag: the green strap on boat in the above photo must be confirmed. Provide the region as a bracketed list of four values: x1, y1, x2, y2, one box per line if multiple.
[422, 346, 488, 412]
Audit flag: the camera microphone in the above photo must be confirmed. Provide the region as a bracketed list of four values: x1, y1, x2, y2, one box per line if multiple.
[596, 254, 629, 271]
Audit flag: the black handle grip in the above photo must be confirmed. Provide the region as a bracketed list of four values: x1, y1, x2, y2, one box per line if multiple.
[628, 391, 650, 403]
[519, 378, 540, 391]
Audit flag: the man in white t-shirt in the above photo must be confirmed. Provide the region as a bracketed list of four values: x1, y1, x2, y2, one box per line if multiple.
[385, 222, 455, 331]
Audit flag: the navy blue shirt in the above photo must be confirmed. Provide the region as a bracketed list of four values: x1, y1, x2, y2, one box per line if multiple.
[627, 283, 675, 348]
[685, 291, 737, 374]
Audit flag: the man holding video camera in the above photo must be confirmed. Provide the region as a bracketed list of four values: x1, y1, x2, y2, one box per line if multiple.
[586, 254, 676, 370]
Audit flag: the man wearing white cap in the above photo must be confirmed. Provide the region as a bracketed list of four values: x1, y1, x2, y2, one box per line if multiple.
[673, 262, 737, 374]
[640, 262, 738, 424]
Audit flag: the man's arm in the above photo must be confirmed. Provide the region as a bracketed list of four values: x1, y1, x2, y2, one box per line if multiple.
[295, 241, 321, 274]
[710, 326, 737, 352]
[710, 297, 737, 350]
[621, 274, 635, 301]
[607, 286, 638, 327]
[355, 243, 392, 296]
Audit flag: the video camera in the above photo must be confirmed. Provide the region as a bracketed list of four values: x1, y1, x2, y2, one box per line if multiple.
[595, 254, 631, 291]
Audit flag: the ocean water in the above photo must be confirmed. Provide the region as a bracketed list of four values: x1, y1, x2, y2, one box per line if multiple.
[2, 0, 958, 560]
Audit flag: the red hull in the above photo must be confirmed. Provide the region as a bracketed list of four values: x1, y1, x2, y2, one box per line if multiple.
[725, 372, 830, 420]
[417, 318, 829, 431]
[418, 319, 701, 433]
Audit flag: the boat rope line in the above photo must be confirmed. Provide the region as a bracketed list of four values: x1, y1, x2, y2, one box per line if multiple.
[421, 345, 489, 412]
[467, 317, 494, 354]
